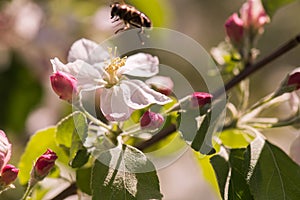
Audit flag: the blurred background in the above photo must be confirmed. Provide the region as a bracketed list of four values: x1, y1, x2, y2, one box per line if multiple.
[0, 0, 299, 199]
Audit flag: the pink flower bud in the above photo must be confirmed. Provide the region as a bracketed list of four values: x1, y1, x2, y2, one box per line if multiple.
[140, 111, 164, 130]
[0, 164, 19, 186]
[0, 130, 11, 171]
[50, 71, 78, 102]
[225, 13, 244, 46]
[145, 76, 174, 96]
[32, 149, 57, 181]
[287, 72, 300, 90]
[240, 0, 270, 34]
[190, 92, 213, 108]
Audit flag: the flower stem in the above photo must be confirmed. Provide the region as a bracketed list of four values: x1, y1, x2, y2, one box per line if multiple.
[213, 33, 300, 98]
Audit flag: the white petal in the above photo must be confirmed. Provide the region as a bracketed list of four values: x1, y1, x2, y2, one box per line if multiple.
[119, 53, 159, 77]
[120, 80, 172, 109]
[145, 76, 174, 90]
[51, 58, 103, 90]
[100, 87, 134, 121]
[68, 38, 110, 64]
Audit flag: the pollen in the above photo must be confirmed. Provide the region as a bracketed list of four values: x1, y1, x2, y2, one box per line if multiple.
[104, 47, 127, 86]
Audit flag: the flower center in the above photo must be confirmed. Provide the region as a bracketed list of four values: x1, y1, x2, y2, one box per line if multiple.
[104, 48, 127, 87]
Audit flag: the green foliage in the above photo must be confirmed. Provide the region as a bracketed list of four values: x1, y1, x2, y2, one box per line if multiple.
[262, 0, 299, 17]
[210, 155, 230, 199]
[210, 137, 300, 200]
[195, 152, 221, 199]
[228, 149, 253, 200]
[76, 167, 92, 195]
[56, 111, 89, 168]
[18, 127, 69, 185]
[219, 129, 254, 148]
[91, 144, 162, 200]
[248, 141, 300, 200]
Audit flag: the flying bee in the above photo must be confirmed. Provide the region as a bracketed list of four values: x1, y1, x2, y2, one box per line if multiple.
[110, 2, 152, 43]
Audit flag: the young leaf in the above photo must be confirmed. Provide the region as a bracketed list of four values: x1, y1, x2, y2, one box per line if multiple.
[248, 140, 300, 200]
[91, 145, 163, 200]
[56, 111, 89, 167]
[191, 111, 214, 154]
[228, 149, 253, 200]
[18, 127, 69, 185]
[210, 154, 230, 199]
[191, 100, 225, 154]
[262, 0, 297, 18]
[76, 167, 92, 195]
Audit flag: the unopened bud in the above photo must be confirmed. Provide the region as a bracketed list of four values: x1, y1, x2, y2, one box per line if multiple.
[0, 164, 19, 186]
[275, 68, 300, 96]
[240, 0, 270, 34]
[145, 76, 174, 96]
[287, 71, 300, 90]
[225, 13, 244, 47]
[31, 149, 57, 181]
[50, 71, 78, 102]
[190, 92, 213, 108]
[140, 111, 164, 130]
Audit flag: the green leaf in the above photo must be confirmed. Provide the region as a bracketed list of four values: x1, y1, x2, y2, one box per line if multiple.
[91, 145, 163, 200]
[262, 0, 298, 17]
[248, 140, 300, 200]
[195, 152, 221, 199]
[18, 127, 69, 185]
[191, 100, 225, 154]
[228, 149, 253, 200]
[76, 167, 92, 195]
[56, 111, 88, 167]
[219, 129, 254, 149]
[71, 148, 90, 168]
[210, 154, 230, 199]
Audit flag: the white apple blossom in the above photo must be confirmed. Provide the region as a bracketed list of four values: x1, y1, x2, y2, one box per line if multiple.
[50, 39, 172, 121]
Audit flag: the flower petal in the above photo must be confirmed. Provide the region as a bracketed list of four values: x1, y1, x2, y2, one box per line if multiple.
[100, 87, 134, 121]
[120, 79, 172, 109]
[67, 38, 110, 64]
[51, 58, 104, 90]
[119, 53, 159, 77]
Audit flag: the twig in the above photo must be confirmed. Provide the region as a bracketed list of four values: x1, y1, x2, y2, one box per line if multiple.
[213, 33, 300, 98]
[135, 124, 177, 150]
[51, 183, 77, 200]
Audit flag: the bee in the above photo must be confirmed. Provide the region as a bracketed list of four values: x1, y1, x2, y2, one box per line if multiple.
[110, 2, 152, 42]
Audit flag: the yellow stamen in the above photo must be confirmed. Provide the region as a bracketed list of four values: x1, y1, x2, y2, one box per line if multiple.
[104, 47, 127, 86]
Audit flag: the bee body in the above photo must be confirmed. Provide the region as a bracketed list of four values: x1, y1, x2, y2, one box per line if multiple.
[110, 3, 151, 34]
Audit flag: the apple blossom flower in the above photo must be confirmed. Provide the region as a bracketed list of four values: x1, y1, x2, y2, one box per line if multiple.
[225, 13, 244, 47]
[0, 164, 19, 186]
[51, 38, 172, 121]
[190, 92, 213, 108]
[50, 71, 78, 102]
[140, 111, 164, 130]
[31, 149, 57, 181]
[145, 76, 174, 96]
[240, 0, 270, 34]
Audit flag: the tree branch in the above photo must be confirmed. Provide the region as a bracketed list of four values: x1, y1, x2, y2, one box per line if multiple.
[213, 33, 300, 98]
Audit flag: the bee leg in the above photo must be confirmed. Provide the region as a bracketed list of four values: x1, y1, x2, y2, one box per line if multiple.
[115, 23, 130, 34]
[137, 27, 146, 45]
[112, 17, 120, 23]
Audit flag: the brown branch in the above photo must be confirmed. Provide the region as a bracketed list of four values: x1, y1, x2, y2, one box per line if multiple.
[51, 183, 77, 200]
[135, 124, 177, 151]
[213, 33, 300, 98]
